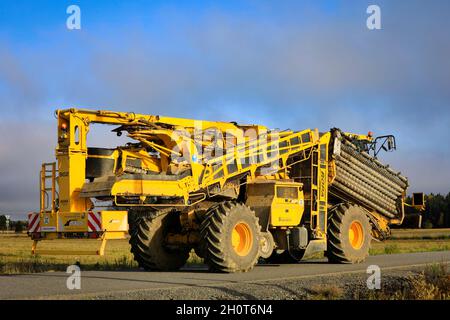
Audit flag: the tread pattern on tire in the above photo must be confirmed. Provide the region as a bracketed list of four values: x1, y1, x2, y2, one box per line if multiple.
[129, 209, 189, 271]
[327, 203, 371, 264]
[200, 201, 261, 273]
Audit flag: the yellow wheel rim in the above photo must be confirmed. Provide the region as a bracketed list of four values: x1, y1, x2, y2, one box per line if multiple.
[231, 222, 253, 256]
[349, 221, 364, 249]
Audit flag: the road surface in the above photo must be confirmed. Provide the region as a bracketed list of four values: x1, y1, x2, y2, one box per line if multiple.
[1, 251, 449, 299]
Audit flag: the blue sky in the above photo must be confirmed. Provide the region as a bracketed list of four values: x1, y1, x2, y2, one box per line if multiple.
[1, 0, 450, 217]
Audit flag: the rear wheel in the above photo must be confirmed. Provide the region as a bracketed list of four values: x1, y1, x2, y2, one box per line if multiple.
[200, 201, 261, 272]
[129, 209, 190, 271]
[326, 203, 372, 263]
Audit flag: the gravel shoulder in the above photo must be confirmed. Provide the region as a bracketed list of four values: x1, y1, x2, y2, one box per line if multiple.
[55, 264, 449, 300]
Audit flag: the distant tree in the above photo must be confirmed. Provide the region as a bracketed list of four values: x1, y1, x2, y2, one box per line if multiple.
[14, 221, 24, 233]
[402, 192, 450, 229]
[0, 215, 6, 230]
[445, 192, 450, 228]
[421, 193, 449, 228]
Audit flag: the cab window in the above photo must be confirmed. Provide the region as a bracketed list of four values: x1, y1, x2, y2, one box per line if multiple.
[276, 186, 298, 199]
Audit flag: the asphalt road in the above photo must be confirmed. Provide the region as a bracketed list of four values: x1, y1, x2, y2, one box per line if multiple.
[1, 251, 449, 300]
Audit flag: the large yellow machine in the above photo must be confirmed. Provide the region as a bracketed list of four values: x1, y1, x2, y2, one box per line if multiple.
[28, 108, 421, 272]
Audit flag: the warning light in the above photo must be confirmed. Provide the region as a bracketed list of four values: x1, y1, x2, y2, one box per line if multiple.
[61, 123, 67, 130]
[368, 131, 373, 138]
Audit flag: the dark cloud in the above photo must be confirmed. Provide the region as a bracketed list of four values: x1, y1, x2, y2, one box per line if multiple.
[0, 122, 54, 215]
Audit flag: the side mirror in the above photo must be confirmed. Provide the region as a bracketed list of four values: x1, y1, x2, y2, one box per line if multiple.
[371, 135, 396, 157]
[412, 192, 425, 211]
[387, 136, 395, 151]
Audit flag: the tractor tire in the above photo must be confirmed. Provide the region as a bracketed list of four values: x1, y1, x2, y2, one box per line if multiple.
[326, 203, 372, 264]
[129, 210, 190, 271]
[196, 208, 216, 259]
[200, 201, 261, 273]
[128, 209, 144, 244]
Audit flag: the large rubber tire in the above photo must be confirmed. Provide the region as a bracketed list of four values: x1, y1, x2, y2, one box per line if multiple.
[326, 203, 372, 264]
[200, 201, 261, 273]
[129, 210, 190, 271]
[128, 209, 143, 243]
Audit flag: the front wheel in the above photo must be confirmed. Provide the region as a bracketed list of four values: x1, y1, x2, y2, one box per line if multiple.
[200, 201, 261, 273]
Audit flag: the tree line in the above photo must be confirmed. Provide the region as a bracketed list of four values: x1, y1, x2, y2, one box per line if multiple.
[414, 192, 450, 228]
[0, 216, 26, 232]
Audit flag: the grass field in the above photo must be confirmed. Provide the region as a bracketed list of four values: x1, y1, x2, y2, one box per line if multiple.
[0, 233, 449, 274]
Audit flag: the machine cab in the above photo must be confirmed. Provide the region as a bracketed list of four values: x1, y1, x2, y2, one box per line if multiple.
[246, 180, 305, 229]
[272, 182, 304, 227]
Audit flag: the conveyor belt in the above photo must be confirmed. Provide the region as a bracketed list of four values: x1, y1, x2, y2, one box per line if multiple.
[330, 132, 408, 219]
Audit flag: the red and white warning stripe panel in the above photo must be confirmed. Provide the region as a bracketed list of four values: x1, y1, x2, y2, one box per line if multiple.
[88, 211, 103, 232]
[28, 212, 41, 233]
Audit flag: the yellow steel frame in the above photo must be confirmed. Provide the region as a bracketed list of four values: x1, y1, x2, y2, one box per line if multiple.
[40, 162, 57, 214]
[309, 133, 331, 238]
[32, 233, 109, 256]
[54, 108, 323, 209]
[343, 131, 374, 142]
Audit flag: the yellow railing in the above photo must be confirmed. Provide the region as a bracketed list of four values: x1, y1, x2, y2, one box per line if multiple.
[40, 162, 57, 214]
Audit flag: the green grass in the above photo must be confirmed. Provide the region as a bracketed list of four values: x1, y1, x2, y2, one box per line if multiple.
[382, 244, 400, 254]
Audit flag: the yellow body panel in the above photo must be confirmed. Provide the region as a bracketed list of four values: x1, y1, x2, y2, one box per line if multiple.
[35, 211, 128, 233]
[100, 211, 128, 233]
[271, 183, 304, 227]
[40, 212, 58, 232]
[57, 212, 88, 232]
[112, 179, 188, 198]
[246, 180, 305, 228]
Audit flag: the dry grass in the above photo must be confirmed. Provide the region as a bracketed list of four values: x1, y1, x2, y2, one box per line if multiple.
[0, 233, 136, 274]
[1, 233, 449, 275]
[390, 228, 450, 240]
[310, 262, 450, 300]
[370, 239, 450, 255]
[308, 284, 343, 299]
[355, 263, 450, 300]
[288, 239, 450, 260]
[0, 233, 201, 274]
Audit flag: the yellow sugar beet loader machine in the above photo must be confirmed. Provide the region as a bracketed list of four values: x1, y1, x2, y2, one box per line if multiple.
[27, 108, 423, 272]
